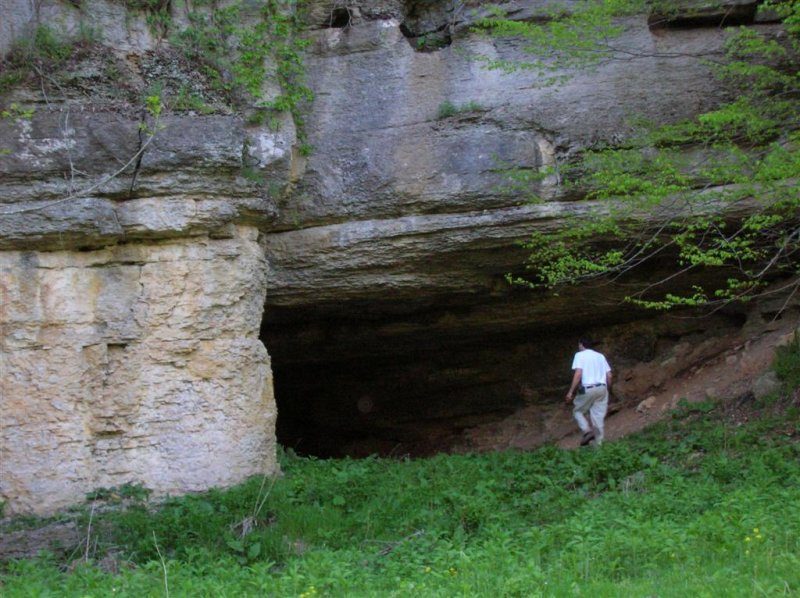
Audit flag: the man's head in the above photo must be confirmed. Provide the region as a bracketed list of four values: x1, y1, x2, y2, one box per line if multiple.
[578, 335, 594, 350]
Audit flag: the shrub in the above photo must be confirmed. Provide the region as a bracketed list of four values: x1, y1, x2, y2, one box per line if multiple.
[31, 25, 72, 62]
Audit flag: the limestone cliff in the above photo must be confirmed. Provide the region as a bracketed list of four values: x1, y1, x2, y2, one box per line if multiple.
[1, 0, 286, 514]
[1, 0, 796, 515]
[1, 228, 274, 514]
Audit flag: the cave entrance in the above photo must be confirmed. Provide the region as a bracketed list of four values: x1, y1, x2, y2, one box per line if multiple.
[260, 300, 597, 458]
[260, 291, 753, 459]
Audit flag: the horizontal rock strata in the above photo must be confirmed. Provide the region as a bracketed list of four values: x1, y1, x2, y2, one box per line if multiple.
[262, 1, 784, 455]
[0, 227, 276, 515]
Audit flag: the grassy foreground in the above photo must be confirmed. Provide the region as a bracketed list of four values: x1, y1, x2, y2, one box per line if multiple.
[2, 345, 799, 597]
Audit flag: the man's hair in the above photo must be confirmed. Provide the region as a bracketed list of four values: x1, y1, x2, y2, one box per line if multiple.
[579, 335, 594, 349]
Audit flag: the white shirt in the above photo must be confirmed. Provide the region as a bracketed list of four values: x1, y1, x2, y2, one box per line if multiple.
[572, 348, 611, 386]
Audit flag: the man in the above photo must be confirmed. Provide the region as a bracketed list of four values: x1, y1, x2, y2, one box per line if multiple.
[565, 336, 612, 446]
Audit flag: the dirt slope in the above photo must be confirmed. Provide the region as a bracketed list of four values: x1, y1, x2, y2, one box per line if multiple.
[458, 307, 800, 452]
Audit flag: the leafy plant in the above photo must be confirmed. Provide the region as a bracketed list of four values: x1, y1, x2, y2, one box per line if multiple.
[0, 22, 104, 92]
[31, 25, 73, 62]
[472, 0, 643, 82]
[0, 103, 34, 120]
[121, 0, 172, 36]
[85, 483, 152, 504]
[488, 0, 800, 311]
[170, 84, 216, 114]
[297, 141, 313, 156]
[1, 102, 35, 155]
[171, 0, 313, 137]
[240, 165, 267, 185]
[2, 401, 799, 595]
[436, 100, 484, 119]
[414, 32, 451, 52]
[0, 24, 72, 83]
[437, 100, 457, 118]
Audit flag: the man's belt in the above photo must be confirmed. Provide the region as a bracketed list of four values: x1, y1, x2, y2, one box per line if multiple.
[585, 383, 606, 389]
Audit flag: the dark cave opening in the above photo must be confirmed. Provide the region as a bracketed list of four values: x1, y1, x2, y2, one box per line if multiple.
[261, 284, 757, 458]
[327, 7, 352, 29]
[398, 22, 453, 52]
[261, 297, 586, 458]
[269, 332, 541, 458]
[260, 239, 768, 459]
[262, 296, 650, 458]
[647, 4, 758, 30]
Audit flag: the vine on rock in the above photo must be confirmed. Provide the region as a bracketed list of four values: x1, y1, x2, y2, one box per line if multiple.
[171, 0, 313, 140]
[1, 0, 313, 136]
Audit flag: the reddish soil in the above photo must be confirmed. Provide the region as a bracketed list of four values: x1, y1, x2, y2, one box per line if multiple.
[458, 311, 800, 452]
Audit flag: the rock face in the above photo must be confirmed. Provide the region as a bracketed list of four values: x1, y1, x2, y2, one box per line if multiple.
[0, 227, 275, 514]
[1, 0, 287, 515]
[0, 0, 791, 513]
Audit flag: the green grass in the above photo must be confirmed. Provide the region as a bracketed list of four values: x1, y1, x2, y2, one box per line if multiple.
[436, 100, 485, 120]
[1, 394, 799, 596]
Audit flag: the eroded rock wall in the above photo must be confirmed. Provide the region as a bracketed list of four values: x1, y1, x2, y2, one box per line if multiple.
[0, 227, 275, 514]
[0, 0, 289, 514]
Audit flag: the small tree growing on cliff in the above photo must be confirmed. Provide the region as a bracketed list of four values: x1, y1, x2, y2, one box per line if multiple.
[478, 0, 800, 311]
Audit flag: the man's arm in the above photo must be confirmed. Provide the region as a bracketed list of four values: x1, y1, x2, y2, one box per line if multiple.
[565, 368, 582, 403]
[606, 370, 613, 392]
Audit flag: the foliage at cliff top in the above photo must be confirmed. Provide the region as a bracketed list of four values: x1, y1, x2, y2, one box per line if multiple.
[482, 0, 800, 311]
[170, 0, 313, 130]
[0, 0, 312, 128]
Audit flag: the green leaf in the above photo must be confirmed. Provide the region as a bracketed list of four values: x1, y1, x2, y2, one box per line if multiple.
[247, 541, 262, 560]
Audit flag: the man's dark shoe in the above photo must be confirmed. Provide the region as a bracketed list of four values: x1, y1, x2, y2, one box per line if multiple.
[580, 431, 595, 446]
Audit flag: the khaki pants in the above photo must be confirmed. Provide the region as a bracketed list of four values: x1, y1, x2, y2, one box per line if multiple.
[573, 386, 609, 445]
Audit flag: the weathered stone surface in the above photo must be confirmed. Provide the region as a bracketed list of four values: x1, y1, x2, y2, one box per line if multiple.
[260, 4, 789, 454]
[0, 227, 276, 515]
[261, 9, 746, 310]
[278, 12, 732, 229]
[0, 0, 40, 55]
[752, 371, 781, 400]
[258, 12, 768, 398]
[0, 0, 794, 511]
[0, 109, 290, 248]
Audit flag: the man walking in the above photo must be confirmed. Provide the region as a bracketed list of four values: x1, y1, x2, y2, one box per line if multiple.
[565, 336, 612, 446]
